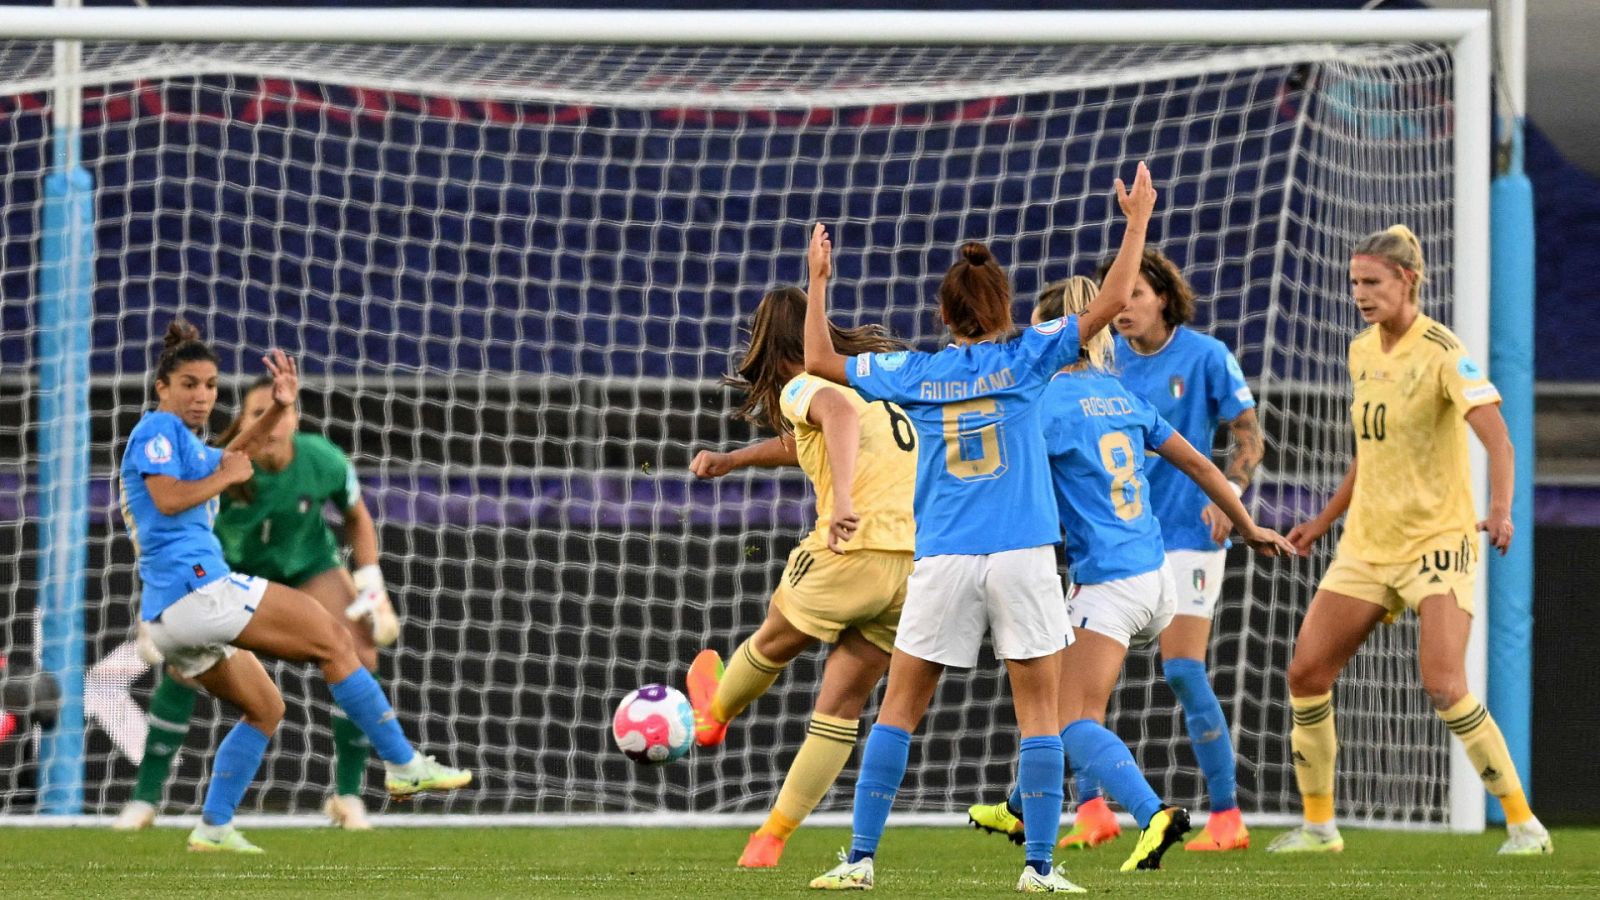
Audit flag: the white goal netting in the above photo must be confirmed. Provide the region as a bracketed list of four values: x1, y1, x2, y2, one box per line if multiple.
[0, 35, 1462, 825]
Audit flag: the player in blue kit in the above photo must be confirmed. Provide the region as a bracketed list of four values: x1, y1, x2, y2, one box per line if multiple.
[118, 320, 469, 853]
[1105, 250, 1264, 850]
[804, 163, 1156, 894]
[966, 277, 1293, 871]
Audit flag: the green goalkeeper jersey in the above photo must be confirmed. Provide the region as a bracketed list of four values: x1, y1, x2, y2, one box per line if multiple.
[216, 432, 361, 586]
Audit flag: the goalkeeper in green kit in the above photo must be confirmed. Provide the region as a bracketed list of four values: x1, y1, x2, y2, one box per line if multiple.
[114, 374, 401, 831]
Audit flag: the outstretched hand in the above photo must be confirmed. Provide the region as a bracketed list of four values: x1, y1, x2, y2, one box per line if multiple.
[1114, 160, 1157, 225]
[809, 222, 832, 283]
[1285, 518, 1330, 556]
[263, 349, 299, 408]
[689, 450, 736, 479]
[1244, 526, 1300, 558]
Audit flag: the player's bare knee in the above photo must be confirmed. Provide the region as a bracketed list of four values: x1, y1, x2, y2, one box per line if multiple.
[244, 692, 286, 733]
[1287, 656, 1334, 697]
[1421, 673, 1467, 710]
[309, 617, 357, 664]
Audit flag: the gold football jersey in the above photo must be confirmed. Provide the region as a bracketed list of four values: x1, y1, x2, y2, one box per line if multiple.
[1338, 314, 1501, 564]
[778, 373, 916, 553]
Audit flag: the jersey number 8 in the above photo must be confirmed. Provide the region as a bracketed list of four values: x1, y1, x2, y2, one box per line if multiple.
[1098, 432, 1144, 521]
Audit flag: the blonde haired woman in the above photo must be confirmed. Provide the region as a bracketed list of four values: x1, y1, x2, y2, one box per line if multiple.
[1269, 225, 1550, 856]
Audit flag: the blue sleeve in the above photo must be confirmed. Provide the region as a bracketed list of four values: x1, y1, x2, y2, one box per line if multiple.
[846, 349, 924, 404]
[127, 418, 187, 479]
[1139, 399, 1177, 451]
[191, 440, 223, 479]
[1016, 315, 1082, 382]
[1211, 343, 1255, 422]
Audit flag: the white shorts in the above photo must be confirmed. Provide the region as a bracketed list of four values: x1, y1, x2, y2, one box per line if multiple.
[1066, 565, 1177, 649]
[894, 545, 1070, 668]
[1165, 549, 1228, 620]
[146, 573, 268, 678]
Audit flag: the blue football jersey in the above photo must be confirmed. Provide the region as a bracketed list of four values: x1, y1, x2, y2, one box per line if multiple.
[1114, 326, 1254, 552]
[118, 411, 233, 620]
[846, 315, 1082, 558]
[1041, 369, 1175, 584]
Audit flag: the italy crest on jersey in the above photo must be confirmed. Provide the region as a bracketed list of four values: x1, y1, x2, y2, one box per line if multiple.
[1168, 375, 1185, 399]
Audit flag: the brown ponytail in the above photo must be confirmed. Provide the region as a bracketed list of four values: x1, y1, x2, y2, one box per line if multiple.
[154, 318, 218, 385]
[938, 242, 1013, 342]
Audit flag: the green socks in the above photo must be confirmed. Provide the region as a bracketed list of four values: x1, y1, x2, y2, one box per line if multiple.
[132, 673, 198, 805]
[134, 672, 376, 802]
[331, 710, 372, 796]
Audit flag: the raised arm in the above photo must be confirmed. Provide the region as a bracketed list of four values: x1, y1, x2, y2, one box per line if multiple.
[1078, 161, 1157, 342]
[689, 435, 799, 479]
[225, 350, 299, 455]
[1155, 431, 1295, 557]
[1466, 403, 1515, 554]
[803, 223, 849, 385]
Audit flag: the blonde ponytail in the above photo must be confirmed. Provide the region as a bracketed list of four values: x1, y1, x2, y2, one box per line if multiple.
[1036, 275, 1113, 371]
[1353, 225, 1427, 304]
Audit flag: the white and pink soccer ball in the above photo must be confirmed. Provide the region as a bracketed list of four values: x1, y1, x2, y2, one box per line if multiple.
[611, 683, 695, 765]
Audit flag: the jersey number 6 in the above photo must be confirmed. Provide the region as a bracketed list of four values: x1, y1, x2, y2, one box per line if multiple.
[942, 398, 1007, 482]
[880, 401, 917, 452]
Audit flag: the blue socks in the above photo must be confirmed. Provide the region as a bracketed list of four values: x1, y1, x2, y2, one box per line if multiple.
[1010, 765, 1098, 812]
[1074, 767, 1102, 804]
[1017, 734, 1065, 875]
[328, 668, 414, 765]
[200, 721, 270, 826]
[1163, 657, 1238, 812]
[1062, 719, 1163, 829]
[848, 724, 911, 862]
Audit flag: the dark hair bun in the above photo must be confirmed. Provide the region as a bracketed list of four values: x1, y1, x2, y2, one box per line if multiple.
[959, 242, 992, 267]
[163, 318, 201, 352]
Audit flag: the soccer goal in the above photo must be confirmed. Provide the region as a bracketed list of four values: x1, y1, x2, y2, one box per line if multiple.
[0, 7, 1500, 831]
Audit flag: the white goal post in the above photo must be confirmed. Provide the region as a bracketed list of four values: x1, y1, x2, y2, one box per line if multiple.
[0, 7, 1497, 832]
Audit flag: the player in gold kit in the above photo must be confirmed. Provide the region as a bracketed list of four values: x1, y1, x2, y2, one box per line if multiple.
[1268, 226, 1551, 856]
[683, 282, 917, 868]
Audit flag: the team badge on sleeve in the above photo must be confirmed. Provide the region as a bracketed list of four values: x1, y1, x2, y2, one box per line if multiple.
[875, 351, 908, 372]
[144, 434, 173, 464]
[855, 355, 871, 378]
[1032, 317, 1066, 336]
[1457, 356, 1485, 380]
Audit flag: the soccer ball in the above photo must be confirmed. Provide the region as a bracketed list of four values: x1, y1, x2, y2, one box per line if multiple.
[611, 683, 695, 765]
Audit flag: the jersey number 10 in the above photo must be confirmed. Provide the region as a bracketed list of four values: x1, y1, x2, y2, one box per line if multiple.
[1359, 401, 1388, 441]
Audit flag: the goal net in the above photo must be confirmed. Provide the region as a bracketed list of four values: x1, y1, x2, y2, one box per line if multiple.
[0, 15, 1481, 827]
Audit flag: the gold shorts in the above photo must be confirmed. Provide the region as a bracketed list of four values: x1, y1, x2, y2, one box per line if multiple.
[1319, 534, 1478, 621]
[771, 536, 913, 654]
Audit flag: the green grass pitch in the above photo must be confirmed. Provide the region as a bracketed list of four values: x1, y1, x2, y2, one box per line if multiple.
[4, 825, 1596, 898]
